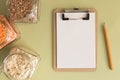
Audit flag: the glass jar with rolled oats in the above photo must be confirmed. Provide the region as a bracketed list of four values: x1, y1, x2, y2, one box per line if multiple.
[6, 0, 40, 23]
[3, 47, 40, 80]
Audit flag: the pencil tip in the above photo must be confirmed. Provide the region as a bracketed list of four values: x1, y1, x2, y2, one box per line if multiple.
[111, 67, 113, 70]
[103, 22, 105, 25]
[111, 68, 113, 70]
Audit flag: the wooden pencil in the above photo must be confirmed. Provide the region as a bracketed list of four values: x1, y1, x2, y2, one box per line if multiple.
[103, 23, 113, 70]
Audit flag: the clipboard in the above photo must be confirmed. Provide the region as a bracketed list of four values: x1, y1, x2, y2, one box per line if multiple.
[53, 8, 97, 71]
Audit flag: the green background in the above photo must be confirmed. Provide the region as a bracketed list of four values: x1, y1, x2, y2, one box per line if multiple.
[0, 0, 120, 80]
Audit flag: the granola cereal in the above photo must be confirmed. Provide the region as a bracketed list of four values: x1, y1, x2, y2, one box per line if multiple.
[7, 0, 39, 23]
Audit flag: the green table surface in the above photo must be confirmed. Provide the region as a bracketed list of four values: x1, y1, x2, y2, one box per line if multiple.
[0, 0, 120, 80]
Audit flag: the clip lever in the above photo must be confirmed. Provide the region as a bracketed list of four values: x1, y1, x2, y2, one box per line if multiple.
[62, 8, 90, 20]
[62, 12, 89, 20]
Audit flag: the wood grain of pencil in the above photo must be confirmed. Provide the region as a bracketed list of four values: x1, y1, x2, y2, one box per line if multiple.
[103, 23, 113, 70]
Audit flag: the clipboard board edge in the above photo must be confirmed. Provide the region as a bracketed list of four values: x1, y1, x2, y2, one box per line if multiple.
[54, 68, 96, 72]
[53, 8, 97, 72]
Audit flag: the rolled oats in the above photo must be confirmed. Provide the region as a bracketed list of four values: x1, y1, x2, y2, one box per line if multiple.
[3, 48, 40, 80]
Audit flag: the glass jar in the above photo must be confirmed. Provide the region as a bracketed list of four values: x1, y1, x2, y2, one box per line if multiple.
[3, 47, 40, 80]
[0, 15, 18, 49]
[6, 0, 40, 23]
